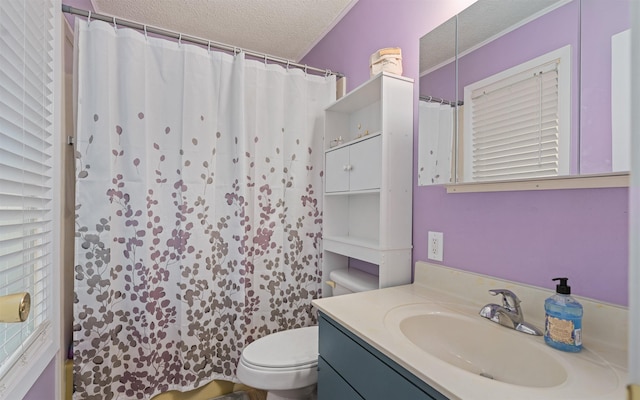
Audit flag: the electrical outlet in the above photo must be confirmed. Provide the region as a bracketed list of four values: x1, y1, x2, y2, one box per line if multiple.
[427, 231, 443, 261]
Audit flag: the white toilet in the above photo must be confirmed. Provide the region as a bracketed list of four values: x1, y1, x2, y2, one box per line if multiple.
[236, 268, 377, 400]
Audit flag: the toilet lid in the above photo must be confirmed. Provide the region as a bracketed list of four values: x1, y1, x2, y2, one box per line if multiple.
[241, 326, 318, 368]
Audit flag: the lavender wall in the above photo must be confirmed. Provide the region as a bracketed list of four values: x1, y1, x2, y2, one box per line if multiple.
[302, 0, 629, 306]
[23, 358, 56, 400]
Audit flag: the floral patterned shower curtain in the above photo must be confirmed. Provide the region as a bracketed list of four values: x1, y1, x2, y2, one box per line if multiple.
[73, 20, 335, 400]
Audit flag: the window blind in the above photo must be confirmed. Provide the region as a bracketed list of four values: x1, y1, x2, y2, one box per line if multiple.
[0, 0, 56, 382]
[468, 60, 562, 181]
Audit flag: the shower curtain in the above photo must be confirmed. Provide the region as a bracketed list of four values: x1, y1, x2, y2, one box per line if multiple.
[73, 20, 335, 400]
[417, 101, 454, 185]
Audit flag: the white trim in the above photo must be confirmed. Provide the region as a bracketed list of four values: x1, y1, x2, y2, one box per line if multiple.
[629, 0, 640, 386]
[56, 8, 69, 400]
[445, 172, 629, 193]
[0, 323, 58, 400]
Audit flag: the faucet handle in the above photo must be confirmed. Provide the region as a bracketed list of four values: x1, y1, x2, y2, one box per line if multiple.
[488, 289, 521, 313]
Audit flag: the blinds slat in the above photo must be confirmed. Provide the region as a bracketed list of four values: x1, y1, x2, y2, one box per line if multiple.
[474, 130, 558, 152]
[474, 116, 558, 141]
[473, 141, 559, 161]
[472, 63, 558, 98]
[473, 91, 558, 123]
[0, 169, 52, 190]
[473, 107, 558, 134]
[474, 168, 559, 181]
[0, 193, 53, 209]
[0, 149, 51, 177]
[0, 130, 53, 167]
[474, 161, 558, 175]
[474, 147, 559, 166]
[473, 156, 558, 174]
[0, 267, 50, 295]
[473, 78, 558, 110]
[0, 231, 51, 254]
[0, 249, 50, 278]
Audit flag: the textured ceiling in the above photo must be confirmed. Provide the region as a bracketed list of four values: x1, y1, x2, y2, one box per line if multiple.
[420, 0, 570, 74]
[90, 0, 358, 62]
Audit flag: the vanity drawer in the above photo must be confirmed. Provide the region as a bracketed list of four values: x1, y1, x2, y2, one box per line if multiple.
[318, 357, 364, 399]
[318, 313, 447, 400]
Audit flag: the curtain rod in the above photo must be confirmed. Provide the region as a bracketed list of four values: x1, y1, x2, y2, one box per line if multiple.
[61, 4, 344, 79]
[419, 95, 463, 107]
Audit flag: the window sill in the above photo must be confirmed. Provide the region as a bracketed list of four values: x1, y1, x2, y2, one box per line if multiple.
[445, 172, 629, 193]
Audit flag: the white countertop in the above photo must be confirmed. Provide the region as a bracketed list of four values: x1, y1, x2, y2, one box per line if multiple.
[312, 262, 628, 400]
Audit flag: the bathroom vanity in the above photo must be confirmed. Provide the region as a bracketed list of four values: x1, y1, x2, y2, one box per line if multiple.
[318, 312, 446, 399]
[312, 262, 628, 400]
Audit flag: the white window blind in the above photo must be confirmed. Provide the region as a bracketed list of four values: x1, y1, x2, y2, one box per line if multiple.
[0, 0, 58, 394]
[463, 46, 570, 182]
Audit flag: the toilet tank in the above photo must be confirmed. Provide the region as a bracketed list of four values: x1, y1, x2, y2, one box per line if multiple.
[329, 268, 378, 296]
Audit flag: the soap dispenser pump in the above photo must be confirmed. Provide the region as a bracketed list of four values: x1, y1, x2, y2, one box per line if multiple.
[544, 277, 583, 352]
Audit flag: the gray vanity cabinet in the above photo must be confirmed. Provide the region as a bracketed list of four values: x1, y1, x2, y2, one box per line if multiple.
[318, 313, 448, 400]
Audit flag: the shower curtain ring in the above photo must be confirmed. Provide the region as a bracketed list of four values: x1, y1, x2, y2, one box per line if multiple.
[208, 41, 211, 53]
[143, 25, 148, 41]
[325, 69, 331, 77]
[304, 65, 308, 75]
[87, 11, 91, 25]
[264, 54, 268, 66]
[112, 16, 117, 31]
[286, 60, 290, 70]
[178, 33, 182, 47]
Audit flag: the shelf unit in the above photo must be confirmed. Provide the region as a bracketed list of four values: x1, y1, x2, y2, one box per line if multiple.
[322, 72, 414, 296]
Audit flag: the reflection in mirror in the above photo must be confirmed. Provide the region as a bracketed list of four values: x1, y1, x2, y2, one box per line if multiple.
[457, 0, 578, 182]
[580, 0, 631, 174]
[417, 16, 457, 185]
[418, 0, 631, 185]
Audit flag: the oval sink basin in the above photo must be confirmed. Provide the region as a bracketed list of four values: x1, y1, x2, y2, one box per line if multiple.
[383, 303, 622, 398]
[398, 311, 567, 387]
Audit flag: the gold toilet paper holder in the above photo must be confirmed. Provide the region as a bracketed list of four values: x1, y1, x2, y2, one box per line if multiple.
[0, 292, 30, 323]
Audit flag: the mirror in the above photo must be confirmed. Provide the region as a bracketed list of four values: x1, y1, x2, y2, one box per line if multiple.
[418, 0, 632, 185]
[418, 16, 457, 185]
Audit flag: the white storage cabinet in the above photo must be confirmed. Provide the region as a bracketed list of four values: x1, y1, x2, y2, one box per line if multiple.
[322, 72, 414, 296]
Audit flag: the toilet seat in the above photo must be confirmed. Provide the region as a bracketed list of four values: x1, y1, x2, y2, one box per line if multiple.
[242, 326, 318, 368]
[237, 326, 318, 391]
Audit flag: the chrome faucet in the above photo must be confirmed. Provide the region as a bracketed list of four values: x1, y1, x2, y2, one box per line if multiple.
[479, 289, 542, 336]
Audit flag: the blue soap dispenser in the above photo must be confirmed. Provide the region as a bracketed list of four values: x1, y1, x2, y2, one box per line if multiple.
[544, 277, 583, 352]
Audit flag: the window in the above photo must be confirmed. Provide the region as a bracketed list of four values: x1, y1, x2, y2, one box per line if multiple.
[462, 46, 571, 182]
[0, 0, 60, 398]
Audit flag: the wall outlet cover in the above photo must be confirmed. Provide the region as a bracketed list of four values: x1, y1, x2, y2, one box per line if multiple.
[428, 231, 443, 261]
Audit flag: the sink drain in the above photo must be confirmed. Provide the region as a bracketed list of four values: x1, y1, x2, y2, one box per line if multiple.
[479, 372, 495, 380]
